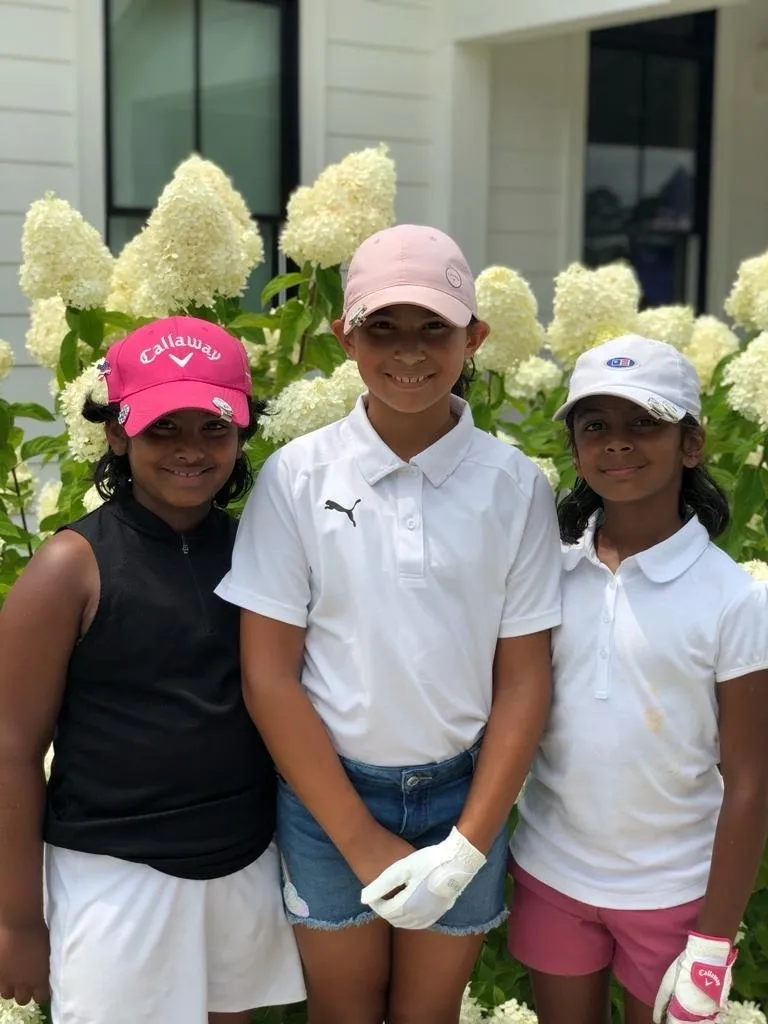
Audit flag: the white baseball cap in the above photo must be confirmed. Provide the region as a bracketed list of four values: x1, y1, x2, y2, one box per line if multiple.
[553, 335, 701, 424]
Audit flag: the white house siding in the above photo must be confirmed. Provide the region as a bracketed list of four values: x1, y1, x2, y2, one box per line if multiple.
[485, 33, 589, 320]
[0, 0, 103, 405]
[707, 0, 768, 314]
[304, 0, 437, 228]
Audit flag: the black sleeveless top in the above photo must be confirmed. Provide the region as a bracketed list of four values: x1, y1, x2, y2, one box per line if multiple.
[44, 491, 275, 879]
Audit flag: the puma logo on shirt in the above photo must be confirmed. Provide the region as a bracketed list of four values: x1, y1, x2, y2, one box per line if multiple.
[324, 499, 362, 527]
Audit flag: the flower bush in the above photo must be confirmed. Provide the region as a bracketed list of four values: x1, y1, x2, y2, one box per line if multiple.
[1, 147, 767, 1023]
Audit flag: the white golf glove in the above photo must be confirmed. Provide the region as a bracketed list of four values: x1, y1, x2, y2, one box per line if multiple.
[653, 932, 737, 1024]
[360, 827, 486, 930]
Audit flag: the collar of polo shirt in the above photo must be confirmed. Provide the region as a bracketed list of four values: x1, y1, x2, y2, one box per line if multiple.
[342, 395, 475, 486]
[562, 513, 710, 583]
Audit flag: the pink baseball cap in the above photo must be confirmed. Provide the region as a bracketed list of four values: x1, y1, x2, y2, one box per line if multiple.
[342, 224, 477, 334]
[98, 316, 251, 437]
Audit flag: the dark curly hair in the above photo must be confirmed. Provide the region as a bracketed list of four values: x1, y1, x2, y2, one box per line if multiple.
[82, 396, 264, 508]
[558, 413, 730, 544]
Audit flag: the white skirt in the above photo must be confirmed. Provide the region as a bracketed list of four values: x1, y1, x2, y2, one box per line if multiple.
[46, 842, 305, 1023]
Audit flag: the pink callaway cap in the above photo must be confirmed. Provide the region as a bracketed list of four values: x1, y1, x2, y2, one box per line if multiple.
[342, 224, 477, 333]
[99, 316, 251, 437]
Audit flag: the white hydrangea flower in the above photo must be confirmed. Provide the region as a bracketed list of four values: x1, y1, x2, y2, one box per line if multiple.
[36, 479, 62, 526]
[19, 192, 113, 309]
[474, 267, 545, 375]
[261, 360, 365, 443]
[547, 262, 640, 368]
[683, 316, 739, 390]
[459, 988, 486, 1024]
[529, 456, 560, 492]
[0, 999, 46, 1024]
[82, 485, 105, 513]
[741, 560, 768, 581]
[722, 332, 768, 429]
[505, 355, 562, 401]
[25, 297, 69, 370]
[719, 1001, 767, 1024]
[59, 363, 109, 462]
[0, 339, 13, 382]
[108, 156, 264, 317]
[724, 252, 768, 333]
[734, 921, 747, 945]
[489, 998, 539, 1023]
[636, 305, 694, 350]
[43, 746, 54, 781]
[280, 144, 396, 268]
[496, 429, 519, 447]
[745, 445, 764, 468]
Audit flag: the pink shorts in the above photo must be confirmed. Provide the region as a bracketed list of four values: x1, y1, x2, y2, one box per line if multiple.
[507, 862, 704, 1006]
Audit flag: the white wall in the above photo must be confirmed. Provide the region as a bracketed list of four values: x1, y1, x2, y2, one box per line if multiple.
[300, 0, 439, 229]
[707, 0, 768, 314]
[0, 0, 103, 404]
[450, 0, 744, 44]
[485, 33, 589, 320]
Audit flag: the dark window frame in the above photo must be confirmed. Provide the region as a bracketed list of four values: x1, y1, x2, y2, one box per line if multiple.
[103, 0, 299, 276]
[584, 10, 716, 311]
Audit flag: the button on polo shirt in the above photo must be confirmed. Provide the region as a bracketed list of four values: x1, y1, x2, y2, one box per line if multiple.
[511, 515, 768, 909]
[217, 396, 562, 767]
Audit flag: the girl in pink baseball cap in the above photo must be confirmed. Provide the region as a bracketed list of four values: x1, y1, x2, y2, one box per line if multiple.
[218, 226, 564, 1023]
[0, 316, 305, 1023]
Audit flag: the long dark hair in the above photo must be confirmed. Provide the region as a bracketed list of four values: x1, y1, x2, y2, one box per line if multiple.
[82, 396, 264, 507]
[557, 413, 730, 543]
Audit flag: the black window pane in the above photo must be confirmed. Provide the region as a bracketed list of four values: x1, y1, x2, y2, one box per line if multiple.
[587, 49, 643, 146]
[644, 55, 698, 149]
[107, 0, 195, 210]
[200, 0, 282, 217]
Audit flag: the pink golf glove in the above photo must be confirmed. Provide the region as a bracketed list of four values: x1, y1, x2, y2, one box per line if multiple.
[653, 932, 737, 1024]
[360, 827, 486, 930]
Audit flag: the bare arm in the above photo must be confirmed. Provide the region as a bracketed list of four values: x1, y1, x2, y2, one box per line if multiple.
[458, 631, 552, 853]
[0, 531, 94, 924]
[0, 530, 95, 1002]
[695, 669, 768, 941]
[241, 611, 414, 883]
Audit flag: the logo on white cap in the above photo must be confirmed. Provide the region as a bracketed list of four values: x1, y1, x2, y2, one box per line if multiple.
[606, 357, 636, 369]
[445, 267, 462, 289]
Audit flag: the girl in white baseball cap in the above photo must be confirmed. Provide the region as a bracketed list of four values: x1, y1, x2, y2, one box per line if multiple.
[218, 224, 564, 1023]
[508, 335, 768, 1024]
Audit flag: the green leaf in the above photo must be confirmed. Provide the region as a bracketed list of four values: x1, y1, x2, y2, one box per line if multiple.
[8, 402, 56, 422]
[20, 434, 68, 461]
[261, 272, 308, 308]
[0, 401, 11, 448]
[303, 333, 346, 376]
[78, 308, 105, 348]
[228, 312, 282, 332]
[58, 330, 80, 382]
[313, 266, 344, 321]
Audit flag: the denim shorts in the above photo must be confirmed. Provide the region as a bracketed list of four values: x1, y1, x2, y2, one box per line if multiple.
[276, 743, 509, 934]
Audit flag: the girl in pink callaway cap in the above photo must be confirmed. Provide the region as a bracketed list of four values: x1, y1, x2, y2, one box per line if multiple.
[217, 226, 564, 1023]
[0, 316, 304, 1023]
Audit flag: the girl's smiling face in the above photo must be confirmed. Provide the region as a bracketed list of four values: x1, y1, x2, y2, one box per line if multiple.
[571, 395, 704, 506]
[106, 408, 241, 520]
[333, 304, 487, 416]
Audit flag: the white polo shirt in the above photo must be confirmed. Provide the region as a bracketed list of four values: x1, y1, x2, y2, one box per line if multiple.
[511, 515, 768, 909]
[217, 395, 562, 766]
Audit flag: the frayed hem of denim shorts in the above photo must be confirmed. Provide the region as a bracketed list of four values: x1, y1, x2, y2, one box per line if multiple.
[429, 906, 509, 936]
[285, 908, 379, 930]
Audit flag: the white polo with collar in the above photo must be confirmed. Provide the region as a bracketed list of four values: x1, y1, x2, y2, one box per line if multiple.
[511, 515, 768, 909]
[217, 395, 562, 766]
